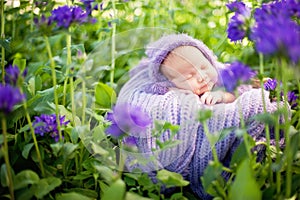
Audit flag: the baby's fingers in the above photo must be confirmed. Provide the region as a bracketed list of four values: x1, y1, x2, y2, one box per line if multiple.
[201, 92, 214, 104]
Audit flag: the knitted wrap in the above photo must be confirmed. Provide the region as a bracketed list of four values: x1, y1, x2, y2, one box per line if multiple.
[117, 34, 283, 199]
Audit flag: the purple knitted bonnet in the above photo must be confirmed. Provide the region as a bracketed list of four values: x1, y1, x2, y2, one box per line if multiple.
[145, 33, 223, 80]
[130, 33, 224, 94]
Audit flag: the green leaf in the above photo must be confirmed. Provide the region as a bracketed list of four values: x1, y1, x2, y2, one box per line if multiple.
[93, 165, 115, 183]
[124, 176, 136, 187]
[60, 188, 98, 199]
[22, 143, 34, 159]
[290, 130, 300, 160]
[34, 101, 55, 114]
[56, 192, 94, 200]
[125, 192, 152, 200]
[32, 177, 62, 199]
[252, 113, 276, 126]
[101, 179, 126, 200]
[1, 164, 8, 187]
[156, 169, 189, 187]
[92, 124, 107, 141]
[156, 139, 182, 151]
[14, 170, 40, 190]
[0, 133, 15, 145]
[230, 142, 248, 168]
[16, 188, 34, 200]
[12, 58, 27, 72]
[170, 192, 188, 200]
[198, 109, 212, 122]
[229, 159, 261, 200]
[201, 161, 223, 195]
[91, 141, 109, 156]
[70, 127, 79, 144]
[62, 142, 79, 160]
[0, 38, 11, 52]
[95, 82, 116, 109]
[73, 171, 92, 181]
[50, 142, 63, 157]
[0, 164, 15, 187]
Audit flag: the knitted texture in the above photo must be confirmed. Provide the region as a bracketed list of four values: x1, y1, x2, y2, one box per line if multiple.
[117, 34, 283, 199]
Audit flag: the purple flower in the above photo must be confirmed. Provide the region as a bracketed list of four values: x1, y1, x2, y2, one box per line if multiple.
[34, 0, 48, 8]
[34, 14, 52, 28]
[227, 1, 251, 16]
[33, 114, 70, 142]
[254, 1, 299, 22]
[0, 84, 24, 114]
[49, 5, 95, 29]
[105, 103, 152, 139]
[251, 15, 300, 63]
[287, 0, 300, 18]
[226, 1, 251, 42]
[4, 65, 20, 86]
[219, 61, 255, 92]
[4, 65, 27, 86]
[80, 0, 98, 15]
[251, 1, 300, 63]
[287, 91, 298, 109]
[123, 136, 137, 146]
[264, 78, 277, 91]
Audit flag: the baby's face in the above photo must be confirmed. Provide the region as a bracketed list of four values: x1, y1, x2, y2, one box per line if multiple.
[161, 46, 218, 95]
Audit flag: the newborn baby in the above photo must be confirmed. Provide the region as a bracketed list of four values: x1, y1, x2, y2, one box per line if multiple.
[160, 45, 236, 105]
[117, 33, 284, 200]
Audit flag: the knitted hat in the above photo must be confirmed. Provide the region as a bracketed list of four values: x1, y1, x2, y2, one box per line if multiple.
[130, 33, 224, 94]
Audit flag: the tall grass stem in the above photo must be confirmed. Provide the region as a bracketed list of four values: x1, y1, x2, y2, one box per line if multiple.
[44, 35, 63, 142]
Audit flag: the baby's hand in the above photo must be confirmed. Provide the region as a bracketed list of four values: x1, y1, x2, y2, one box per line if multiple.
[200, 91, 224, 105]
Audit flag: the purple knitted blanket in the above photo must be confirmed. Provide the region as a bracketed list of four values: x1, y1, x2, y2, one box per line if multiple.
[117, 34, 282, 199]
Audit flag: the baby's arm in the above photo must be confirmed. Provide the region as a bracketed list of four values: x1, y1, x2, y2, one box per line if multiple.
[200, 91, 236, 105]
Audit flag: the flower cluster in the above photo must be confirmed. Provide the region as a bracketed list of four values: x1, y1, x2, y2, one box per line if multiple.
[287, 91, 298, 109]
[4, 65, 27, 86]
[105, 103, 152, 139]
[33, 114, 70, 142]
[80, 0, 98, 15]
[226, 1, 251, 42]
[49, 5, 96, 29]
[227, 0, 300, 63]
[35, 4, 97, 31]
[264, 78, 277, 91]
[264, 78, 298, 108]
[34, 14, 52, 30]
[0, 64, 26, 115]
[0, 84, 24, 114]
[219, 61, 255, 92]
[251, 10, 300, 63]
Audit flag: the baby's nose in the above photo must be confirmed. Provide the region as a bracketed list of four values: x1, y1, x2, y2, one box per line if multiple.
[197, 75, 207, 83]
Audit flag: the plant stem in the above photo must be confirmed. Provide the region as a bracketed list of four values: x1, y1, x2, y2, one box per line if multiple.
[30, 0, 34, 33]
[81, 63, 86, 125]
[203, 121, 219, 162]
[11, 0, 16, 39]
[44, 35, 63, 142]
[275, 65, 282, 195]
[296, 79, 300, 130]
[110, 0, 116, 86]
[1, 0, 5, 84]
[236, 91, 252, 158]
[1, 117, 15, 200]
[20, 88, 45, 177]
[258, 53, 273, 185]
[66, 32, 76, 126]
[281, 61, 291, 198]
